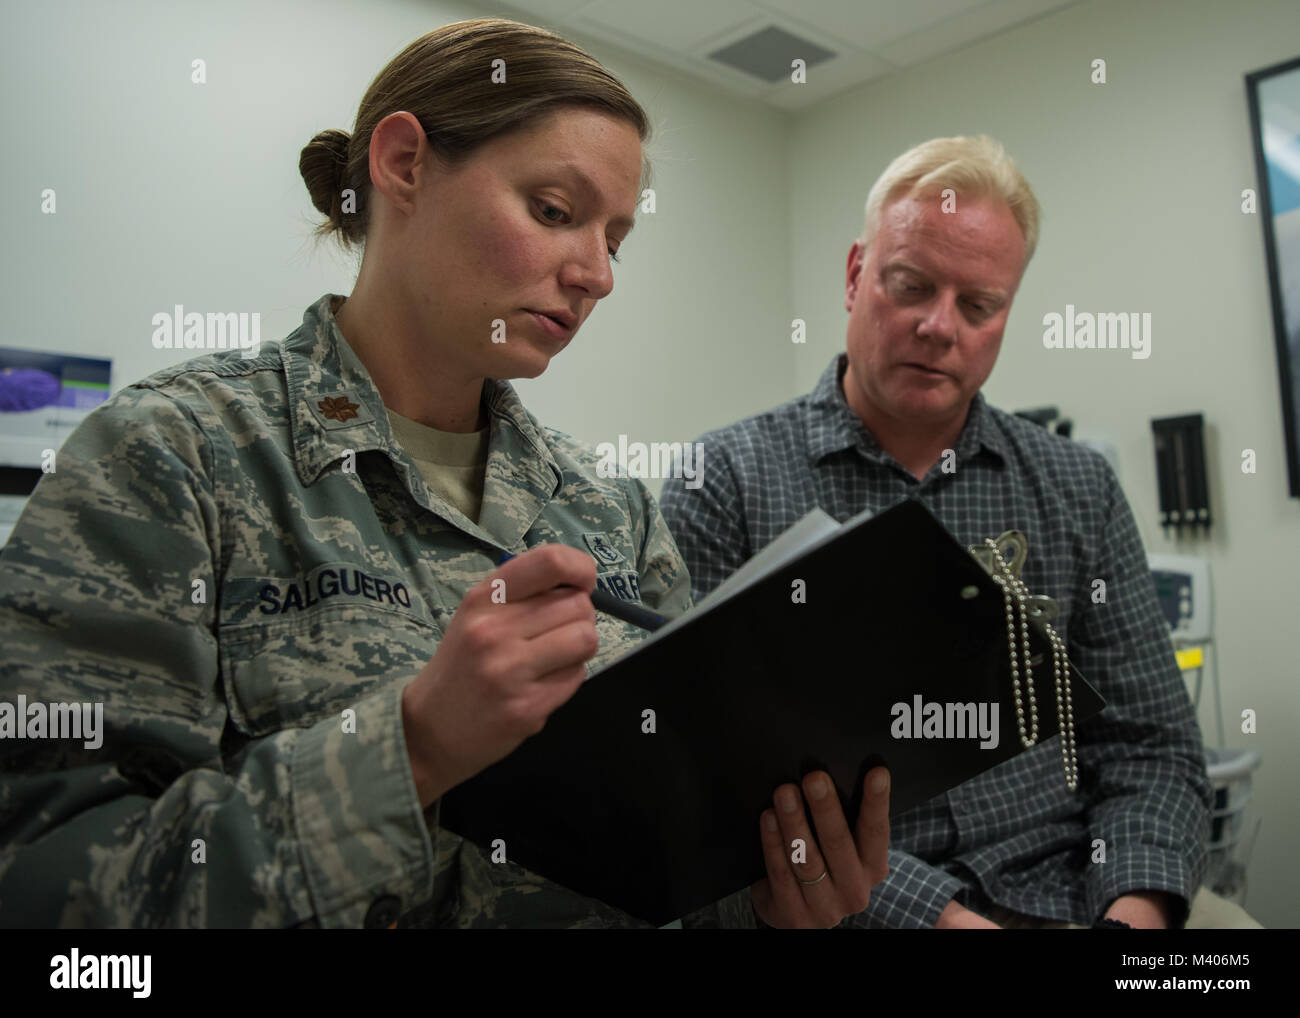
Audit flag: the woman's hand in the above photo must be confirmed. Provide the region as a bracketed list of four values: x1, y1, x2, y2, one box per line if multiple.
[401, 544, 600, 807]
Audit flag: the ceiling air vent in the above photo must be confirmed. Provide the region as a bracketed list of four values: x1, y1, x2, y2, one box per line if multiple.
[708, 25, 836, 83]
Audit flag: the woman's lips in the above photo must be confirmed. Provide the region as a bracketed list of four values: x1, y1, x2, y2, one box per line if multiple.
[525, 310, 572, 340]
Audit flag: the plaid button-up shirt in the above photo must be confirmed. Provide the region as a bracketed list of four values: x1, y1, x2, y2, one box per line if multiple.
[658, 352, 1212, 929]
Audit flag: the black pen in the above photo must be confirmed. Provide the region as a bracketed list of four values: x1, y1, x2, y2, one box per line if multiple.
[495, 550, 667, 632]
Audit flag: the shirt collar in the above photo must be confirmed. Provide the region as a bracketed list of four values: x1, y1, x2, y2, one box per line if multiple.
[806, 352, 1009, 466]
[281, 295, 563, 538]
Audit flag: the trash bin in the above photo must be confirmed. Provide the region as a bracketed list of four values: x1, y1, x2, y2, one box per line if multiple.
[1203, 747, 1261, 901]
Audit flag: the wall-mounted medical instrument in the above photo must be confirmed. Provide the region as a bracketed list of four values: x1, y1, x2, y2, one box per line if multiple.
[1151, 413, 1211, 538]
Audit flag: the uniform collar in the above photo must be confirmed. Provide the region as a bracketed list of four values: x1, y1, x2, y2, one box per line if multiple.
[806, 352, 1009, 466]
[281, 294, 563, 546]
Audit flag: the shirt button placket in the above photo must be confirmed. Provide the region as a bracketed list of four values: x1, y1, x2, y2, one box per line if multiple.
[948, 790, 979, 847]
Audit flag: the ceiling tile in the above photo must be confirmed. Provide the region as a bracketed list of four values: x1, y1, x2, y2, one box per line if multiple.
[877, 0, 1083, 66]
[492, 0, 594, 22]
[757, 0, 991, 52]
[480, 0, 1091, 111]
[580, 0, 762, 51]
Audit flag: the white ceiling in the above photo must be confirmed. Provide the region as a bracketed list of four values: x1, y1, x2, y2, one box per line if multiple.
[484, 0, 1090, 111]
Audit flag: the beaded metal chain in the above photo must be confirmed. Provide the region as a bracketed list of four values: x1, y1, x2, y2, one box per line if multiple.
[983, 538, 1079, 792]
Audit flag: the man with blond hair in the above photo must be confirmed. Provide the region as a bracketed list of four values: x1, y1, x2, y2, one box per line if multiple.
[660, 135, 1260, 929]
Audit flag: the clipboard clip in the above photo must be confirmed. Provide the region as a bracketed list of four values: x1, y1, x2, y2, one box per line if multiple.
[964, 530, 1080, 792]
[967, 529, 1060, 626]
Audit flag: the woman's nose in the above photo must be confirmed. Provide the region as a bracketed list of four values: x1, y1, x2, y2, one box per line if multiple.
[559, 231, 615, 300]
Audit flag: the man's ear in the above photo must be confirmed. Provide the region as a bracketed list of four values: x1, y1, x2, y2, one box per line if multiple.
[845, 240, 865, 312]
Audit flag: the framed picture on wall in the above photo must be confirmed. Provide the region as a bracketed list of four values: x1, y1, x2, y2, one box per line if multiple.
[1246, 54, 1300, 498]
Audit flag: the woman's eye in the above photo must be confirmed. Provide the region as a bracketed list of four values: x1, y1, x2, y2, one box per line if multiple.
[535, 199, 620, 263]
[536, 201, 566, 223]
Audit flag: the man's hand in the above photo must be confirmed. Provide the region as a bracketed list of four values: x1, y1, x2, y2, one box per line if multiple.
[935, 900, 1002, 929]
[1105, 891, 1174, 929]
[749, 767, 890, 928]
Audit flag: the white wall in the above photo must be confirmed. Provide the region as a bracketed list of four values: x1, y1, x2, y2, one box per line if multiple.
[788, 0, 1300, 927]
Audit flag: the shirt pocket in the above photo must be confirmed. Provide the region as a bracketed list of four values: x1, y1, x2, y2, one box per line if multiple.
[218, 600, 439, 737]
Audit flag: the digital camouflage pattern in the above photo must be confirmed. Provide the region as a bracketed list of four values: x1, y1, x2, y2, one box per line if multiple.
[0, 293, 756, 929]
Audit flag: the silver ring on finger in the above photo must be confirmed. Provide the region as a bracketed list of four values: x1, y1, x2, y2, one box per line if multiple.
[797, 869, 828, 887]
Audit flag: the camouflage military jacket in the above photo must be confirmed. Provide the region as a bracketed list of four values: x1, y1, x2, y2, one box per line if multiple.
[0, 293, 755, 929]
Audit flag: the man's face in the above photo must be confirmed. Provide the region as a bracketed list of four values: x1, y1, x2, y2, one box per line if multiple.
[842, 194, 1026, 431]
[403, 108, 643, 380]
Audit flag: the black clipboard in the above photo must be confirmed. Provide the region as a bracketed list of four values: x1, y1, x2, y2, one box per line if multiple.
[439, 498, 1105, 925]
